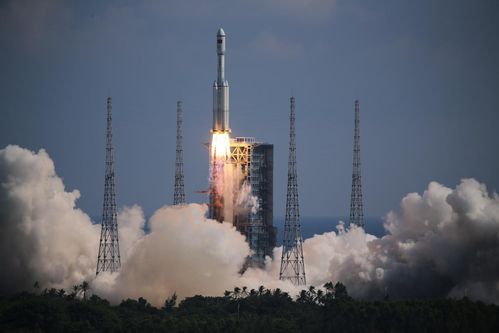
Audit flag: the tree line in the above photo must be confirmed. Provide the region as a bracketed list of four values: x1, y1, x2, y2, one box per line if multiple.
[0, 281, 498, 332]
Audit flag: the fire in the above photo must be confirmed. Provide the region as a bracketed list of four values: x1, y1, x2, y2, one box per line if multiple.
[211, 132, 230, 160]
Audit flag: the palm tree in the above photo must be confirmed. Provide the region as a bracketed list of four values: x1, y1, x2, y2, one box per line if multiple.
[71, 285, 80, 298]
[80, 281, 90, 300]
[323, 282, 334, 292]
[315, 289, 324, 304]
[33, 281, 40, 293]
[163, 293, 177, 313]
[233, 287, 241, 300]
[323, 282, 335, 304]
[334, 282, 348, 299]
[297, 290, 308, 303]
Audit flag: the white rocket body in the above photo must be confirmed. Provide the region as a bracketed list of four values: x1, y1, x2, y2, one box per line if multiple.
[212, 28, 230, 133]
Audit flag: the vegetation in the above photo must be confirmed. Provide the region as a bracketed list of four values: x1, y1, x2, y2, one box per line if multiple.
[1, 282, 498, 332]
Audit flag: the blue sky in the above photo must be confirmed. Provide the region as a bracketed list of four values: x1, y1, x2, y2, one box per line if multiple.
[1, 0, 498, 218]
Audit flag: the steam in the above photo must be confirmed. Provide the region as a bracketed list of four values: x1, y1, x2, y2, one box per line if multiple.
[300, 180, 499, 302]
[235, 181, 259, 215]
[116, 205, 146, 261]
[0, 145, 99, 292]
[2, 145, 499, 306]
[94, 204, 253, 305]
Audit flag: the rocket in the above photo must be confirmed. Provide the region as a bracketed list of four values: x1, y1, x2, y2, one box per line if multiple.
[212, 28, 230, 133]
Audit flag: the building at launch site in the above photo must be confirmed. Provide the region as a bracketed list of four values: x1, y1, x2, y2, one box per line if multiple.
[208, 28, 276, 265]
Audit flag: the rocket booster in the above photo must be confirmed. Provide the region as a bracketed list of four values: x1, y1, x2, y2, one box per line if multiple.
[212, 28, 230, 133]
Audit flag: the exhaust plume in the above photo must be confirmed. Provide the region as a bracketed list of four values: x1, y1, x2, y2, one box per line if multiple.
[0, 145, 99, 292]
[2, 145, 499, 305]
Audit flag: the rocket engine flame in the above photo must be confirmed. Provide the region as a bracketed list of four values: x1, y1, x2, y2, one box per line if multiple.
[211, 132, 231, 160]
[209, 132, 232, 222]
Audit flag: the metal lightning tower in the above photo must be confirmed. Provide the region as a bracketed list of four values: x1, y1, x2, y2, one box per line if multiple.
[279, 96, 306, 285]
[349, 99, 365, 228]
[173, 100, 186, 205]
[96, 97, 121, 275]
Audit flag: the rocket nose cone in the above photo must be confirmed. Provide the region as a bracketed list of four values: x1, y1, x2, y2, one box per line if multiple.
[217, 28, 225, 37]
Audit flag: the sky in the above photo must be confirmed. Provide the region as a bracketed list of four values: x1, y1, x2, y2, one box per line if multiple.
[1, 0, 498, 219]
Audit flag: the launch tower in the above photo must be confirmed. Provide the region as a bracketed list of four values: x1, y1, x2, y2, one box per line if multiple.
[173, 100, 186, 205]
[279, 96, 306, 285]
[96, 97, 121, 275]
[349, 99, 365, 228]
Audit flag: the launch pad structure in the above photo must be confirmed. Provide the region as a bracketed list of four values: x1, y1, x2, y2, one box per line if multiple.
[208, 28, 276, 265]
[231, 137, 275, 262]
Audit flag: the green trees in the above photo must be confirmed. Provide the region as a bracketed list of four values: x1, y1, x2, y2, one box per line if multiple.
[163, 293, 177, 313]
[1, 282, 499, 332]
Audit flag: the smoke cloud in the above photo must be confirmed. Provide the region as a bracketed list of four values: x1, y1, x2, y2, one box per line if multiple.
[0, 145, 99, 292]
[298, 180, 499, 302]
[2, 145, 499, 305]
[95, 204, 257, 305]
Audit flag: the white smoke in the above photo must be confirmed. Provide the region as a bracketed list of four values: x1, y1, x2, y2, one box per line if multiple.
[211, 156, 260, 222]
[235, 181, 259, 215]
[2, 145, 499, 305]
[0, 145, 99, 292]
[300, 180, 499, 302]
[93, 204, 284, 305]
[0, 145, 291, 303]
[116, 204, 146, 261]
